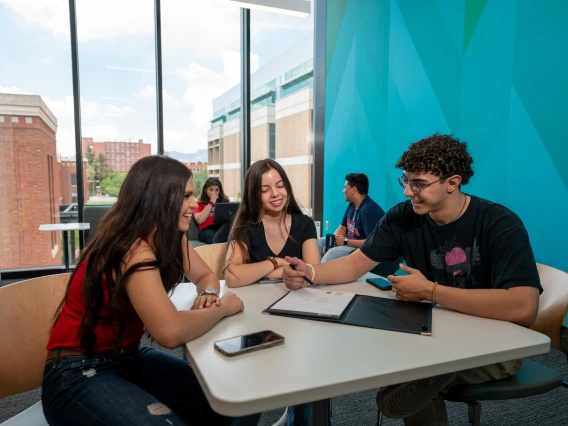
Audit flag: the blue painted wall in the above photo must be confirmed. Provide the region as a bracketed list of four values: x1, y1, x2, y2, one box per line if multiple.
[323, 0, 568, 272]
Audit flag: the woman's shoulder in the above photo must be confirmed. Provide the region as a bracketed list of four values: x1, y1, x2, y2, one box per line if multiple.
[124, 238, 156, 267]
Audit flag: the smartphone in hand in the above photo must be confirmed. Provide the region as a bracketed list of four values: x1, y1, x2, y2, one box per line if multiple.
[365, 276, 393, 291]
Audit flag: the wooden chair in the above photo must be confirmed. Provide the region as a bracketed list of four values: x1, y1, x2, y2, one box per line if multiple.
[0, 273, 70, 425]
[194, 242, 228, 280]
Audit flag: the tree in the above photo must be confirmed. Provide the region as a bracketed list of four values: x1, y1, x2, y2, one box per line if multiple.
[86, 163, 96, 196]
[94, 153, 113, 183]
[85, 145, 96, 165]
[193, 166, 208, 199]
[100, 172, 127, 197]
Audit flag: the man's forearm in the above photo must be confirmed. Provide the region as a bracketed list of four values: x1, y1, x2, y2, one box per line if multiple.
[347, 239, 365, 248]
[313, 250, 376, 285]
[434, 285, 538, 327]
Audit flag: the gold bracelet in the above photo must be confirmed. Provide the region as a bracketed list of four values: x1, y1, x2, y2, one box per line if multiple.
[305, 263, 316, 284]
[431, 282, 438, 304]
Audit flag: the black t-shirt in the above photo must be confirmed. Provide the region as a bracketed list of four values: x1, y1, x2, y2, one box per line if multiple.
[243, 213, 318, 263]
[360, 196, 542, 292]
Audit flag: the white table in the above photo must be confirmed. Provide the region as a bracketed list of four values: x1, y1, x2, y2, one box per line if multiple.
[39, 223, 90, 271]
[171, 275, 550, 425]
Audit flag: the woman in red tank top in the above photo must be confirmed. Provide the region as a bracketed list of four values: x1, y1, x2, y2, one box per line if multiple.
[42, 156, 260, 426]
[193, 177, 231, 244]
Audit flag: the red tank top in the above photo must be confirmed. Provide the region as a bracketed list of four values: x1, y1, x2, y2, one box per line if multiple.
[47, 259, 145, 352]
[194, 201, 215, 231]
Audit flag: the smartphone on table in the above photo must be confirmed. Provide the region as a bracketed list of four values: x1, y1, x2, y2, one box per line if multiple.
[214, 330, 285, 357]
[365, 275, 394, 291]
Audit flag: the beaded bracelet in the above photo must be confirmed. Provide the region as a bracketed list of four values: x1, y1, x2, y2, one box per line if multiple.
[267, 256, 278, 270]
[209, 201, 216, 208]
[431, 281, 438, 305]
[305, 263, 316, 284]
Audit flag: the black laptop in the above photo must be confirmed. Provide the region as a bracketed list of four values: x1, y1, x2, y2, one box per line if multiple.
[213, 202, 240, 225]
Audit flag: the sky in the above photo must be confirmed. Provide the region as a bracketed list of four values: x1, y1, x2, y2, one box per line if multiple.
[0, 0, 313, 156]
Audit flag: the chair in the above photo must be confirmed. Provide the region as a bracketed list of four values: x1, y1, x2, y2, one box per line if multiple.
[378, 263, 568, 426]
[83, 204, 113, 244]
[0, 274, 71, 425]
[194, 242, 228, 280]
[443, 263, 568, 425]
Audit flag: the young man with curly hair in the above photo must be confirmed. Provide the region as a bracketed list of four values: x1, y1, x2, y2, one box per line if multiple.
[283, 133, 542, 426]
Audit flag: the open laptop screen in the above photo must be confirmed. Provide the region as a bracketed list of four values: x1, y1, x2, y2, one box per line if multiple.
[213, 202, 240, 225]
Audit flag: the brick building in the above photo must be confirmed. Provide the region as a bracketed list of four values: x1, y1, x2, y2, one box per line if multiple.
[182, 161, 207, 173]
[82, 137, 152, 172]
[58, 156, 88, 205]
[0, 93, 62, 269]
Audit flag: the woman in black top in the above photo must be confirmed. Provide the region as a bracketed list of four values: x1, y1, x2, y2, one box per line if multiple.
[225, 159, 320, 287]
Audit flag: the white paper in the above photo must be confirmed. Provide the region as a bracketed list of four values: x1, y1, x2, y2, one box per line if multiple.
[270, 288, 356, 318]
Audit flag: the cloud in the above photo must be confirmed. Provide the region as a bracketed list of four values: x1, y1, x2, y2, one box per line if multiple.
[150, 128, 205, 155]
[0, 0, 152, 41]
[105, 104, 136, 115]
[0, 85, 32, 95]
[178, 50, 259, 127]
[82, 124, 121, 142]
[1, 0, 311, 58]
[41, 96, 139, 155]
[38, 56, 52, 64]
[134, 85, 181, 109]
[105, 66, 181, 76]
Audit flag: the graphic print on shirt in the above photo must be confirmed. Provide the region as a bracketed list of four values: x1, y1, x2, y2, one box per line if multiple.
[430, 238, 480, 288]
[346, 218, 360, 239]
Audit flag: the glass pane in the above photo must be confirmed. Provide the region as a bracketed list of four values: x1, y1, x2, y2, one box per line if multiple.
[251, 3, 314, 214]
[76, 0, 157, 206]
[0, 1, 79, 270]
[161, 1, 241, 201]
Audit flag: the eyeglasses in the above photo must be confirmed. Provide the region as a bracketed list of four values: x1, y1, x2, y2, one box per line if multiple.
[397, 176, 446, 194]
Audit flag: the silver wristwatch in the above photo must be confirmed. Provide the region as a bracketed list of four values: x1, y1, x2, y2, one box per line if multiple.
[199, 288, 219, 297]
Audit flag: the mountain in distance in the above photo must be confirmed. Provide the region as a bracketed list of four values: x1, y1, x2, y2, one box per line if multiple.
[167, 149, 208, 163]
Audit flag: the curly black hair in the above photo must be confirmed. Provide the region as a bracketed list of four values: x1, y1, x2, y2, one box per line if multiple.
[395, 133, 474, 185]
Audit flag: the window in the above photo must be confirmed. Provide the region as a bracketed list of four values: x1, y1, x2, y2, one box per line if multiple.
[251, 4, 314, 213]
[76, 0, 157, 203]
[71, 173, 77, 186]
[162, 1, 241, 200]
[0, 1, 78, 270]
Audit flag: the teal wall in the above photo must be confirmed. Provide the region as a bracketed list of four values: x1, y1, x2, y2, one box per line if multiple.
[323, 0, 568, 271]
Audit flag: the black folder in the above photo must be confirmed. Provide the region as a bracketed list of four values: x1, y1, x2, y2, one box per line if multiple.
[264, 292, 432, 336]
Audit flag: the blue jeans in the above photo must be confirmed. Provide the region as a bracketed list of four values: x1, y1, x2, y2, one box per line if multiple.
[317, 237, 356, 263]
[42, 346, 260, 426]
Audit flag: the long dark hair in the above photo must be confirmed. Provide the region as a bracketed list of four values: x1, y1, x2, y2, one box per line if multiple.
[228, 159, 302, 264]
[199, 177, 229, 204]
[53, 155, 192, 355]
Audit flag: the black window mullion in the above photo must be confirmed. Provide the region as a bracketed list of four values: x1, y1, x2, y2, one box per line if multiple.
[154, 0, 164, 155]
[240, 8, 251, 192]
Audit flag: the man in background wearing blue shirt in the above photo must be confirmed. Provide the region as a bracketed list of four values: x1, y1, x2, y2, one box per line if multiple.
[318, 173, 385, 263]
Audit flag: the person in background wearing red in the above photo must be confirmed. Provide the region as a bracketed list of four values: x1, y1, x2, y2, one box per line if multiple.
[193, 177, 231, 244]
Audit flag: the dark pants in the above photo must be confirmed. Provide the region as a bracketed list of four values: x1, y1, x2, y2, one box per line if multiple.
[42, 346, 260, 426]
[198, 223, 231, 244]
